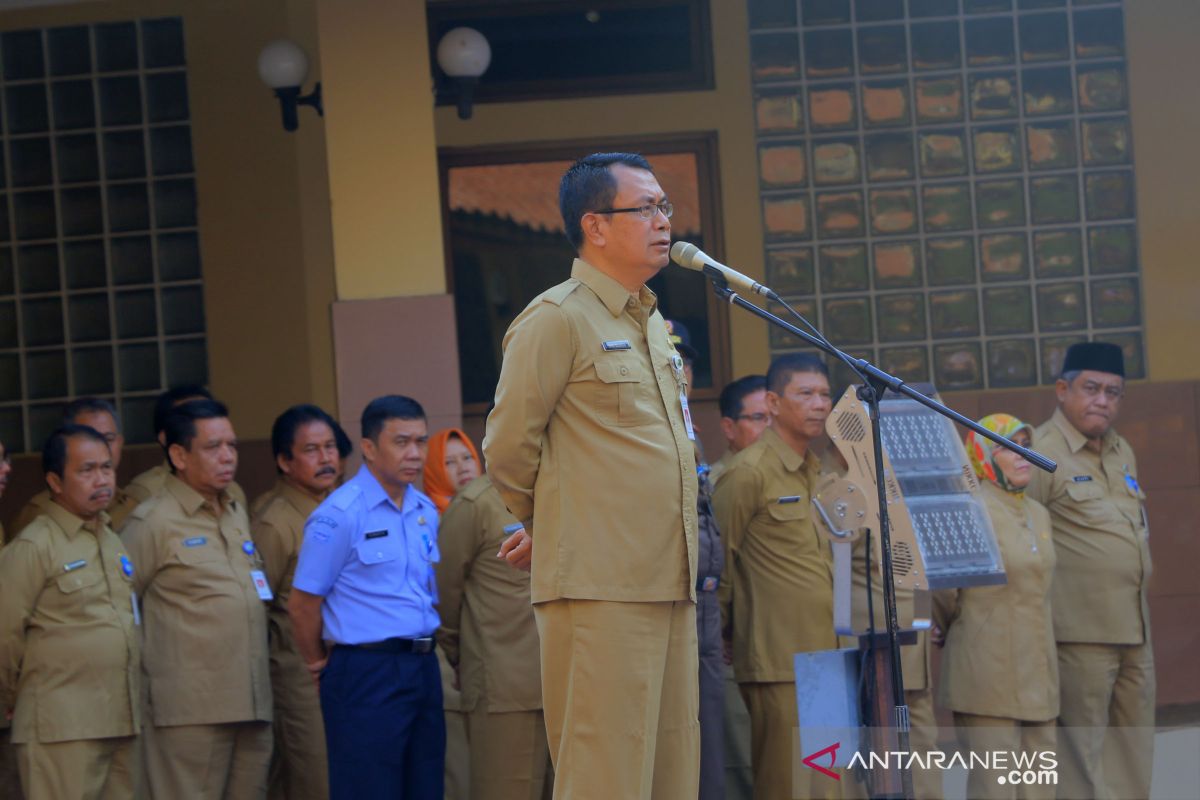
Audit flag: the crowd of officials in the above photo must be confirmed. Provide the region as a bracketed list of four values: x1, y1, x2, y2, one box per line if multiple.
[0, 150, 1155, 800]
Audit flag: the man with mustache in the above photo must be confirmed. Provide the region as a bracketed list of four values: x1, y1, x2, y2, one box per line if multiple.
[711, 353, 837, 800]
[1026, 342, 1154, 800]
[121, 399, 272, 799]
[8, 397, 140, 539]
[0, 425, 140, 799]
[252, 405, 342, 800]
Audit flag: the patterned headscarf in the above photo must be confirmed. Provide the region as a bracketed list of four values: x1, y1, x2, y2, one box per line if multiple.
[966, 413, 1034, 494]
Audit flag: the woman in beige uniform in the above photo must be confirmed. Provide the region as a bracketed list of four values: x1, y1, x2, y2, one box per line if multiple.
[934, 414, 1058, 800]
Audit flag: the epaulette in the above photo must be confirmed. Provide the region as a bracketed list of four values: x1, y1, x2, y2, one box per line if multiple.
[540, 278, 581, 307]
[128, 498, 156, 521]
[458, 474, 491, 502]
[330, 483, 362, 511]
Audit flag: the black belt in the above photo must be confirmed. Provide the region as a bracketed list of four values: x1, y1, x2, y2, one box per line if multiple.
[341, 637, 436, 654]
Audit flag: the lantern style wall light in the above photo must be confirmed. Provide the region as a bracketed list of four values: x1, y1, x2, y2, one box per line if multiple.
[258, 39, 323, 132]
[436, 27, 492, 120]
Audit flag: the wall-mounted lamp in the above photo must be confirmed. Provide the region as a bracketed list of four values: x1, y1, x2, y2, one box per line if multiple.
[257, 39, 323, 132]
[436, 27, 491, 120]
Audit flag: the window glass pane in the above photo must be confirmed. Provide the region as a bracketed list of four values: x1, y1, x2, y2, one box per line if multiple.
[60, 186, 103, 236]
[64, 239, 106, 290]
[104, 130, 147, 180]
[68, 292, 110, 342]
[933, 341, 983, 389]
[819, 244, 869, 293]
[25, 350, 68, 399]
[816, 191, 864, 239]
[979, 232, 1029, 281]
[72, 346, 115, 394]
[1023, 67, 1074, 115]
[763, 194, 812, 242]
[153, 178, 197, 228]
[156, 232, 201, 281]
[983, 286, 1032, 334]
[141, 18, 185, 68]
[5, 85, 50, 134]
[987, 339, 1037, 387]
[0, 300, 17, 348]
[1087, 224, 1136, 274]
[14, 191, 57, 240]
[145, 72, 190, 122]
[3, 30, 44, 80]
[98, 76, 143, 126]
[812, 140, 860, 186]
[1090, 277, 1139, 327]
[107, 183, 150, 232]
[9, 138, 53, 188]
[0, 250, 12, 295]
[766, 248, 815, 296]
[165, 338, 207, 386]
[56, 133, 100, 183]
[110, 236, 153, 285]
[822, 296, 873, 343]
[809, 85, 857, 130]
[0, 354, 20, 401]
[51, 79, 95, 130]
[876, 293, 926, 342]
[161, 285, 205, 335]
[862, 81, 909, 127]
[17, 244, 59, 293]
[755, 89, 804, 133]
[118, 343, 159, 391]
[873, 241, 922, 289]
[48, 26, 90, 76]
[1033, 229, 1083, 277]
[926, 237, 976, 285]
[1037, 282, 1087, 330]
[150, 126, 194, 175]
[95, 22, 138, 72]
[114, 289, 156, 339]
[751, 33, 801, 82]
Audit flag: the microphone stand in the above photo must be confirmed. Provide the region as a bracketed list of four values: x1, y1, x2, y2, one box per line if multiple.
[705, 274, 1055, 800]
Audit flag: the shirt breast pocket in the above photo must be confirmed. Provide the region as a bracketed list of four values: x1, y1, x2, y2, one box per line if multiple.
[355, 537, 403, 567]
[54, 566, 104, 597]
[172, 542, 225, 566]
[764, 497, 818, 551]
[593, 357, 651, 427]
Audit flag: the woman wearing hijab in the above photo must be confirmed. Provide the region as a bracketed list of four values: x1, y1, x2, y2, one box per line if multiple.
[424, 428, 483, 800]
[933, 414, 1059, 800]
[425, 429, 482, 514]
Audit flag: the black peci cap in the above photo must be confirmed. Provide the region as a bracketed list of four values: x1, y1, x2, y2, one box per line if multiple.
[1061, 341, 1125, 378]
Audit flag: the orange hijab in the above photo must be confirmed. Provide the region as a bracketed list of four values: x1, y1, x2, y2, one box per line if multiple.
[423, 428, 481, 514]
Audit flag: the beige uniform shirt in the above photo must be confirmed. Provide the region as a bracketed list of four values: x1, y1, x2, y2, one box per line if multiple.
[125, 463, 247, 512]
[483, 258, 698, 604]
[708, 450, 735, 488]
[0, 502, 140, 743]
[435, 475, 542, 713]
[9, 487, 139, 541]
[1026, 408, 1152, 644]
[250, 480, 323, 657]
[121, 474, 272, 727]
[713, 427, 835, 683]
[936, 482, 1059, 721]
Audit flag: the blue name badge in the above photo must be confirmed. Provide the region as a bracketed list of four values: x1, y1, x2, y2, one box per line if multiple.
[503, 523, 525, 535]
[776, 495, 803, 504]
[1125, 473, 1142, 494]
[183, 536, 207, 547]
[602, 340, 632, 351]
[1072, 475, 1093, 482]
[63, 559, 87, 572]
[119, 554, 134, 577]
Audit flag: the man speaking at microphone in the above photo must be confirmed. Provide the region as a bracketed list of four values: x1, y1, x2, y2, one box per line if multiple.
[484, 152, 700, 799]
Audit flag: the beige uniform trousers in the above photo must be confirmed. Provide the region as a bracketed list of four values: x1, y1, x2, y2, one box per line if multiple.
[739, 682, 841, 800]
[534, 599, 698, 800]
[266, 651, 327, 800]
[15, 735, 137, 800]
[953, 713, 1056, 800]
[440, 649, 472, 800]
[724, 663, 754, 800]
[466, 709, 553, 800]
[146, 721, 272, 800]
[1055, 641, 1155, 800]
[906, 689, 943, 800]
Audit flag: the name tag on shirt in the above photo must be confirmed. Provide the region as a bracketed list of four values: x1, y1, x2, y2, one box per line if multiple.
[502, 523, 525, 535]
[777, 495, 803, 504]
[1072, 475, 1093, 482]
[679, 390, 696, 441]
[365, 530, 388, 540]
[602, 340, 632, 351]
[250, 570, 274, 601]
[183, 536, 207, 547]
[63, 559, 87, 572]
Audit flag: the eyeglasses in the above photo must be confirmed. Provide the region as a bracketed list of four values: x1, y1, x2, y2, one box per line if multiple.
[592, 201, 673, 220]
[1076, 381, 1124, 401]
[735, 413, 769, 424]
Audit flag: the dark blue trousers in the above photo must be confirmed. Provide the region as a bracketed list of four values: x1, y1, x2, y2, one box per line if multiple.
[320, 645, 445, 799]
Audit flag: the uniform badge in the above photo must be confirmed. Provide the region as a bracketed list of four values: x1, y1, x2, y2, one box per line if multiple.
[119, 554, 134, 577]
[242, 540, 255, 555]
[183, 536, 207, 547]
[418, 515, 427, 526]
[1124, 472, 1142, 495]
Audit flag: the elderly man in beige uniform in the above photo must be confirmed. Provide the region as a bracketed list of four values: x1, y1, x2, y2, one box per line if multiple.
[712, 353, 837, 800]
[484, 152, 699, 799]
[121, 399, 272, 799]
[1026, 342, 1154, 800]
[0, 425, 140, 799]
[9, 398, 139, 538]
[436, 473, 551, 799]
[0, 434, 19, 800]
[251, 405, 341, 800]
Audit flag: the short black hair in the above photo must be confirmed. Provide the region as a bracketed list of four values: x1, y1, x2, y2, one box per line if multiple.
[271, 404, 338, 471]
[333, 419, 352, 459]
[766, 353, 829, 395]
[154, 384, 213, 435]
[559, 152, 654, 250]
[43, 424, 110, 478]
[62, 397, 119, 429]
[361, 395, 426, 442]
[719, 375, 768, 419]
[162, 399, 229, 470]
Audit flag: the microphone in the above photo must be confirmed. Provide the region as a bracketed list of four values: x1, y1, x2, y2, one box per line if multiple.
[670, 242, 775, 299]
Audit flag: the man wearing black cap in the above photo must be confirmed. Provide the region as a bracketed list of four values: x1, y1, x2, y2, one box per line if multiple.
[666, 319, 726, 800]
[1027, 342, 1154, 800]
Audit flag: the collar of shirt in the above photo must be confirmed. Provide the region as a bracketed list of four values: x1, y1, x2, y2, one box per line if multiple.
[276, 478, 325, 517]
[570, 258, 658, 319]
[42, 498, 109, 539]
[762, 426, 819, 474]
[1050, 407, 1118, 455]
[165, 472, 232, 517]
[350, 464, 433, 519]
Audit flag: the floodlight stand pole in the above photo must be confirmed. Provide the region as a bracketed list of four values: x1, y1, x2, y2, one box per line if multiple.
[707, 277, 1057, 800]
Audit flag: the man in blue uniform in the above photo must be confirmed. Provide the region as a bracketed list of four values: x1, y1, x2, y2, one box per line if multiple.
[289, 395, 444, 799]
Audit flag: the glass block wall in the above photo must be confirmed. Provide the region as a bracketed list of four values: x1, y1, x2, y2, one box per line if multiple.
[748, 0, 1143, 391]
[0, 18, 206, 452]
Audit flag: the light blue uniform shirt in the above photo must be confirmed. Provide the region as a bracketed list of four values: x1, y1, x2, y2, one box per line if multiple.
[293, 465, 440, 644]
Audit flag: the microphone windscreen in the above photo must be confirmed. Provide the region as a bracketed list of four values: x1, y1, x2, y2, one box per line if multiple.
[670, 241, 701, 269]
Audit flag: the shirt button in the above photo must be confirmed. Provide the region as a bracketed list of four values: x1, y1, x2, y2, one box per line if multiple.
[377, 552, 383, 558]
[620, 366, 629, 375]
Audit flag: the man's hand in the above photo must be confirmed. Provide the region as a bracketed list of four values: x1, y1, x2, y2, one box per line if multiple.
[305, 657, 328, 686]
[930, 625, 946, 648]
[497, 529, 533, 571]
